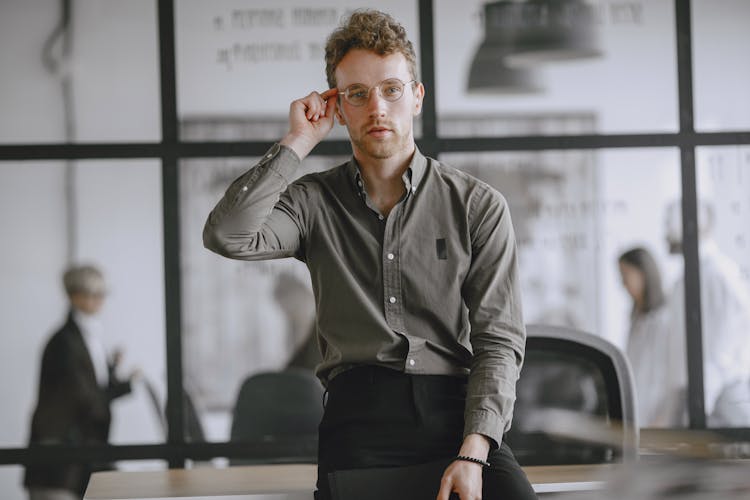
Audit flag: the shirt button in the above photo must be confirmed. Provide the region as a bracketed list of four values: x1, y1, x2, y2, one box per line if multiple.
[389, 296, 396, 304]
[241, 186, 248, 192]
[378, 215, 384, 221]
[266, 153, 273, 159]
[408, 359, 415, 366]
[387, 253, 394, 260]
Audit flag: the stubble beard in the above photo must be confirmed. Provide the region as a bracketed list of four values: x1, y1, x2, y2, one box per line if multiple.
[350, 125, 411, 160]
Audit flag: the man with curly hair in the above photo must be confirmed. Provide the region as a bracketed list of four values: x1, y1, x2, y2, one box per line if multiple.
[204, 9, 535, 500]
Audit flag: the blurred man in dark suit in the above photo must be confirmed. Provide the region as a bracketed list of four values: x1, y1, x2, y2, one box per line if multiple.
[24, 265, 136, 500]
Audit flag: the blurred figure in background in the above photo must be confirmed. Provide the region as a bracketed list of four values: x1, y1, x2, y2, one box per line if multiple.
[24, 265, 138, 500]
[618, 246, 685, 427]
[665, 200, 750, 425]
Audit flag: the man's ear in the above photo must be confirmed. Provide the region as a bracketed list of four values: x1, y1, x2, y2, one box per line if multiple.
[335, 106, 346, 126]
[413, 82, 425, 116]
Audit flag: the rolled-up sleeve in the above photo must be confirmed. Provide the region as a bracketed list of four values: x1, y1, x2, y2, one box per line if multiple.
[203, 143, 307, 261]
[461, 186, 526, 448]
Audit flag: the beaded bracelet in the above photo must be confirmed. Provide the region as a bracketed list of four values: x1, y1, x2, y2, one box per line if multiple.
[454, 455, 491, 468]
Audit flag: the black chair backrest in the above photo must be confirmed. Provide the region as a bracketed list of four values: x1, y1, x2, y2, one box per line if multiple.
[230, 368, 324, 441]
[505, 324, 638, 465]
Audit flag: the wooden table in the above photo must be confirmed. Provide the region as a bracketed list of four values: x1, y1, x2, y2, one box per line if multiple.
[84, 463, 612, 498]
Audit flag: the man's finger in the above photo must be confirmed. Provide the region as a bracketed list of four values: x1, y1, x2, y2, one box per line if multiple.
[436, 475, 453, 500]
[320, 87, 339, 99]
[302, 94, 324, 120]
[323, 92, 337, 117]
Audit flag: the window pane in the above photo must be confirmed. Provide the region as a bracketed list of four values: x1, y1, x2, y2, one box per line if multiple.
[439, 148, 687, 428]
[696, 146, 750, 427]
[0, 466, 24, 500]
[0, 160, 166, 447]
[179, 155, 345, 443]
[0, 0, 160, 144]
[434, 0, 678, 136]
[692, 0, 750, 131]
[175, 0, 421, 142]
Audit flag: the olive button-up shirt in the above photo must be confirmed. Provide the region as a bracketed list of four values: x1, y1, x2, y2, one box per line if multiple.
[203, 143, 526, 447]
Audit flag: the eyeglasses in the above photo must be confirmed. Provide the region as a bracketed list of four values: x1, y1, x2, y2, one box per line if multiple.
[338, 78, 416, 107]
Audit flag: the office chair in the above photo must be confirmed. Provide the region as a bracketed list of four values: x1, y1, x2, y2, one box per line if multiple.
[505, 323, 639, 465]
[230, 367, 324, 464]
[182, 388, 206, 443]
[147, 379, 206, 443]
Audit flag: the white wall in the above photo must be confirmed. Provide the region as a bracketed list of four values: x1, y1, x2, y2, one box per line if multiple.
[693, 0, 750, 131]
[0, 0, 160, 143]
[0, 163, 69, 446]
[0, 1, 65, 142]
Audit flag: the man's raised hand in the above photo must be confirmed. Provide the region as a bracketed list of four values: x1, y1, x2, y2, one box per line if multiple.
[280, 88, 339, 160]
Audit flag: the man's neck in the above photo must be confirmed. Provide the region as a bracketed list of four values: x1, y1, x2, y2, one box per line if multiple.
[354, 144, 415, 217]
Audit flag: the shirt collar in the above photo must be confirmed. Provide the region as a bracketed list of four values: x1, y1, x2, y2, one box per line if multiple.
[347, 146, 428, 197]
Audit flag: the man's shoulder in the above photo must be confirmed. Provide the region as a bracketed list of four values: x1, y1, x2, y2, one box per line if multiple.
[428, 157, 505, 203]
[292, 160, 351, 187]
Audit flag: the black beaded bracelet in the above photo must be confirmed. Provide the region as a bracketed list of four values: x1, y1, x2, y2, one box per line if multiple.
[454, 455, 491, 468]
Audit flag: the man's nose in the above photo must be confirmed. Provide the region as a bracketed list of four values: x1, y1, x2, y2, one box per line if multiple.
[366, 88, 388, 115]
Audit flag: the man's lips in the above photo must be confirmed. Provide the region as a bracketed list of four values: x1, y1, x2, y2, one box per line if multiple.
[367, 126, 392, 137]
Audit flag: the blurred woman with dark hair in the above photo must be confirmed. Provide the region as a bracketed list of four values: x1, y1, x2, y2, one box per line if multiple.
[619, 247, 685, 427]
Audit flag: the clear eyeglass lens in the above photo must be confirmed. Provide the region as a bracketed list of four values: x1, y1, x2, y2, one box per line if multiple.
[345, 79, 405, 106]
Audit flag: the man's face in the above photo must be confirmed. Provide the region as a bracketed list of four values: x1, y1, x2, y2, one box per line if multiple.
[334, 49, 424, 162]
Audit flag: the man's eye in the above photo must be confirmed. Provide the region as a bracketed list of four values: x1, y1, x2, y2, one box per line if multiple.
[350, 88, 367, 99]
[384, 85, 401, 95]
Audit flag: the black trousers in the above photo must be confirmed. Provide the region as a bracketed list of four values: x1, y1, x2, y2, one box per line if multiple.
[316, 365, 537, 500]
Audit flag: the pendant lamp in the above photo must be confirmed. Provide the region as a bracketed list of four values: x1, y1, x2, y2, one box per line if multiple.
[503, 0, 602, 67]
[467, 1, 543, 93]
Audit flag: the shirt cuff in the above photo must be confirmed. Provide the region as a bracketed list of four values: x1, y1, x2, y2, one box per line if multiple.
[270, 143, 301, 181]
[464, 410, 505, 449]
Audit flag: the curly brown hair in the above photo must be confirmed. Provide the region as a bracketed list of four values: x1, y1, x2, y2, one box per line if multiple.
[325, 9, 418, 89]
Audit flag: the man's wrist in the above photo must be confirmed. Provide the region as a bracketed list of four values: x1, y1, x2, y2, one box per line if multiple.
[454, 455, 491, 468]
[280, 132, 317, 160]
[459, 433, 491, 461]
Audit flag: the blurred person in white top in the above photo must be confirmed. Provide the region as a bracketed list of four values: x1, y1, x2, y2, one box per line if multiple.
[619, 246, 683, 427]
[666, 200, 750, 425]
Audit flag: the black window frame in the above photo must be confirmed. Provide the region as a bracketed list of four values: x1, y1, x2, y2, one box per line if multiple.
[2, 0, 750, 471]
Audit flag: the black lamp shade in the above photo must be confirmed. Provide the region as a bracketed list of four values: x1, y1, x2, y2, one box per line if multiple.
[467, 42, 542, 94]
[501, 0, 602, 66]
[467, 1, 543, 93]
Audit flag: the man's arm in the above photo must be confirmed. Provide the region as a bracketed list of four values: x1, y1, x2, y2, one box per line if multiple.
[437, 187, 525, 500]
[461, 187, 525, 446]
[203, 89, 338, 260]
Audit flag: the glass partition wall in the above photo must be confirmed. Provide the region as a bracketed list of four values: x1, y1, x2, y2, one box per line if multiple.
[2, 1, 750, 498]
